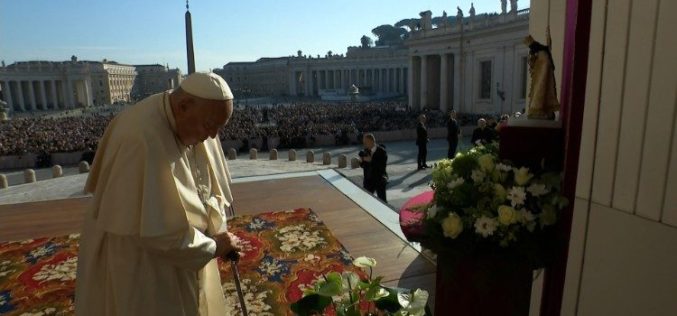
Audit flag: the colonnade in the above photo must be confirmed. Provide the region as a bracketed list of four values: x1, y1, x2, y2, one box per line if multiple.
[0, 78, 92, 112]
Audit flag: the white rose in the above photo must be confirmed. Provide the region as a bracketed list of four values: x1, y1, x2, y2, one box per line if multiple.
[513, 167, 533, 186]
[497, 205, 519, 226]
[427, 204, 440, 219]
[447, 177, 465, 191]
[471, 169, 486, 183]
[441, 213, 463, 239]
[527, 183, 549, 197]
[477, 154, 495, 172]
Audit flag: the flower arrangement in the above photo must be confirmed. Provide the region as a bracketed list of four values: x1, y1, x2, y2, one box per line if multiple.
[291, 256, 430, 316]
[417, 142, 568, 268]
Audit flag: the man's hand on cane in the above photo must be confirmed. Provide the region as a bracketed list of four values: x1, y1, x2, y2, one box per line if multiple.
[213, 231, 242, 259]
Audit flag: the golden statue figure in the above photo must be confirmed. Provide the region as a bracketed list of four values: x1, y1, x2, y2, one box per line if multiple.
[524, 27, 560, 120]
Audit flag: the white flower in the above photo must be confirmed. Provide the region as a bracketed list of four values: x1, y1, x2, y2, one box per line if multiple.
[446, 177, 465, 191]
[477, 154, 495, 172]
[427, 204, 440, 219]
[471, 169, 486, 183]
[223, 278, 273, 315]
[276, 224, 326, 253]
[513, 167, 534, 186]
[441, 213, 463, 239]
[303, 254, 320, 262]
[496, 163, 512, 172]
[474, 216, 499, 238]
[33, 256, 77, 282]
[520, 209, 536, 223]
[497, 205, 519, 225]
[353, 256, 377, 268]
[397, 289, 429, 316]
[527, 183, 549, 197]
[507, 186, 527, 207]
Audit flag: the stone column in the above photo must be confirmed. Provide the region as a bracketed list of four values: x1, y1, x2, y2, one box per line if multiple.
[27, 81, 36, 111]
[50, 80, 58, 109]
[420, 56, 428, 109]
[17, 81, 25, 111]
[408, 58, 415, 108]
[85, 78, 93, 106]
[335, 70, 340, 89]
[1, 81, 12, 109]
[304, 69, 311, 96]
[39, 80, 48, 110]
[440, 54, 449, 113]
[401, 67, 407, 95]
[371, 69, 377, 89]
[320, 70, 326, 90]
[389, 68, 394, 93]
[66, 80, 74, 108]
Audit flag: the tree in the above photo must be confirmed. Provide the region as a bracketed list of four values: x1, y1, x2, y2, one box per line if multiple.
[360, 35, 373, 48]
[395, 18, 420, 31]
[371, 24, 407, 46]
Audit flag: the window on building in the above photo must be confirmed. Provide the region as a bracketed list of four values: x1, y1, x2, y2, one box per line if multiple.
[479, 60, 492, 100]
[520, 56, 528, 99]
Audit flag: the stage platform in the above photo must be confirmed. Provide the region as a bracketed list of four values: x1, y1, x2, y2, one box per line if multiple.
[0, 169, 437, 307]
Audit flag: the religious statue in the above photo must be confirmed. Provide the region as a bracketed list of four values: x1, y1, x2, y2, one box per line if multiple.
[441, 11, 449, 28]
[456, 7, 463, 28]
[501, 0, 508, 14]
[510, 0, 518, 13]
[524, 28, 560, 120]
[419, 10, 433, 30]
[469, 3, 476, 18]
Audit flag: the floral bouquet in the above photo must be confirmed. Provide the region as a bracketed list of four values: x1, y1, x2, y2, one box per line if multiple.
[291, 257, 431, 316]
[416, 142, 568, 269]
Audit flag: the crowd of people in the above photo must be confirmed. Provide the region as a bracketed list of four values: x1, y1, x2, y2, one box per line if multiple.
[0, 101, 503, 156]
[0, 114, 111, 156]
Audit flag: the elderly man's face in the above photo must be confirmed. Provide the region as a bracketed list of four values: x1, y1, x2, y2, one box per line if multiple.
[175, 98, 233, 146]
[363, 136, 374, 149]
[478, 119, 487, 128]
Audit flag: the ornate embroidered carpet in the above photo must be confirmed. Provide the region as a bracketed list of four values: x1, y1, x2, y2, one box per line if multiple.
[0, 208, 366, 315]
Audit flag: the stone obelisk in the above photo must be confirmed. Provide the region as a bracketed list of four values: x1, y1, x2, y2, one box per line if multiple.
[185, 0, 196, 74]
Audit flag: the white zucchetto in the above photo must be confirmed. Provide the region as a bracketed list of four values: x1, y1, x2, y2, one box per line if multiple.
[180, 72, 233, 101]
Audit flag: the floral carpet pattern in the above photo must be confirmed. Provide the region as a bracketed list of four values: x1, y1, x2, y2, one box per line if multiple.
[0, 208, 365, 315]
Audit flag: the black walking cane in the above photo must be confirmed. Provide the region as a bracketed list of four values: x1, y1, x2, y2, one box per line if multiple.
[225, 251, 248, 316]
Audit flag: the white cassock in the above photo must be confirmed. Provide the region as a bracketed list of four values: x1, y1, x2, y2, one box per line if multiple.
[75, 92, 234, 316]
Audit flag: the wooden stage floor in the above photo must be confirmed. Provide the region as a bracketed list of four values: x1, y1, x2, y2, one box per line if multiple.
[0, 173, 437, 305]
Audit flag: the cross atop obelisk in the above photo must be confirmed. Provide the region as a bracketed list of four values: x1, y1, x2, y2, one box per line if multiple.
[185, 0, 196, 74]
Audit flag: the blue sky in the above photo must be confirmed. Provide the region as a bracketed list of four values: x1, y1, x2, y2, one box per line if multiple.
[0, 0, 527, 73]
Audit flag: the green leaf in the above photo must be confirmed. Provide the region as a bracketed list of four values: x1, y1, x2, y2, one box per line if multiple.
[317, 272, 343, 297]
[290, 294, 332, 315]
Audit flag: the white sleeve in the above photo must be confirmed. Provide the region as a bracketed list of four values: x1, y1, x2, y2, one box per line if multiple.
[138, 227, 216, 271]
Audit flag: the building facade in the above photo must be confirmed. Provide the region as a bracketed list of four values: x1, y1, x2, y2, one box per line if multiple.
[214, 47, 409, 99]
[215, 4, 529, 115]
[406, 8, 530, 114]
[215, 58, 290, 97]
[132, 64, 182, 100]
[0, 58, 181, 113]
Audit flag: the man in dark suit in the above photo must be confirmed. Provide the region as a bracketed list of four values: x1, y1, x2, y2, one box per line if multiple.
[416, 114, 430, 170]
[446, 111, 460, 159]
[360, 133, 388, 202]
[471, 118, 496, 146]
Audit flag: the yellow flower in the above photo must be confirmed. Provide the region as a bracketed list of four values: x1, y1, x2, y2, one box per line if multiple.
[494, 184, 507, 201]
[513, 167, 533, 186]
[441, 213, 463, 239]
[497, 205, 518, 226]
[477, 154, 495, 172]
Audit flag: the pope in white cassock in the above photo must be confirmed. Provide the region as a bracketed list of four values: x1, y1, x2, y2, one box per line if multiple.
[75, 72, 242, 315]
